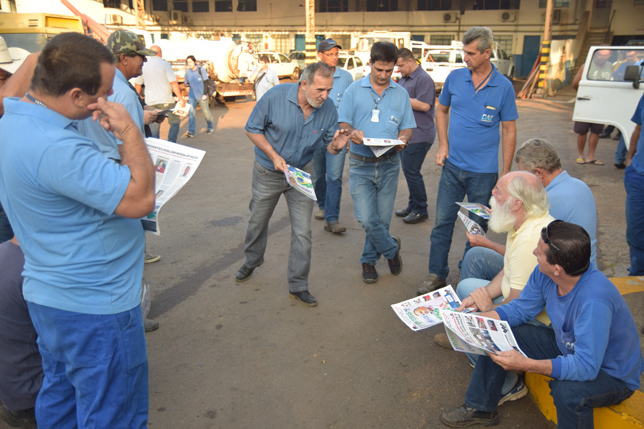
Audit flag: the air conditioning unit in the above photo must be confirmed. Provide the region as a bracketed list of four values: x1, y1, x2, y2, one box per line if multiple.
[169, 9, 182, 25]
[443, 12, 458, 23]
[182, 15, 191, 25]
[501, 11, 517, 22]
[552, 9, 561, 25]
[106, 14, 123, 25]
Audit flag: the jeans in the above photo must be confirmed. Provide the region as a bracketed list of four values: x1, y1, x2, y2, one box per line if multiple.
[324, 147, 348, 222]
[243, 160, 314, 292]
[313, 140, 327, 210]
[188, 97, 213, 134]
[400, 141, 433, 215]
[624, 166, 644, 275]
[27, 302, 149, 429]
[429, 159, 498, 280]
[615, 135, 627, 164]
[149, 102, 181, 143]
[465, 324, 634, 428]
[0, 201, 13, 243]
[349, 153, 401, 265]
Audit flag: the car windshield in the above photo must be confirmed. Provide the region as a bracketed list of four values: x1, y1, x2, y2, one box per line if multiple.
[337, 57, 347, 67]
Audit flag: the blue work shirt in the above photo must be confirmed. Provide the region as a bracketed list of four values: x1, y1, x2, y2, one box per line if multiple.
[546, 171, 598, 266]
[330, 67, 354, 110]
[438, 64, 518, 173]
[399, 65, 436, 144]
[338, 76, 416, 157]
[185, 66, 208, 100]
[77, 69, 145, 161]
[629, 93, 644, 175]
[245, 83, 338, 171]
[0, 98, 145, 315]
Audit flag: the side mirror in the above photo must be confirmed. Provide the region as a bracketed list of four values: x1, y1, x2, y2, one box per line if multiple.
[624, 65, 642, 89]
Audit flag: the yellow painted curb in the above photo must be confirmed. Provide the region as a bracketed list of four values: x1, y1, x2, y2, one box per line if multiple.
[610, 276, 644, 296]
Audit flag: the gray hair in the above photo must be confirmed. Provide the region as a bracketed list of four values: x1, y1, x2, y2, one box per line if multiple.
[301, 62, 333, 84]
[506, 171, 550, 219]
[462, 27, 494, 53]
[515, 139, 562, 174]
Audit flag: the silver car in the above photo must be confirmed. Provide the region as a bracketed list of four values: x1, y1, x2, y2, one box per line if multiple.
[337, 53, 366, 81]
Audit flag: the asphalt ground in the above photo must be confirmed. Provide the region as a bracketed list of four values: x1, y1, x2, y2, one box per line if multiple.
[3, 80, 642, 429]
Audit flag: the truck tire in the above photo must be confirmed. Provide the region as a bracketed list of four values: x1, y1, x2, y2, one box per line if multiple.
[291, 68, 300, 80]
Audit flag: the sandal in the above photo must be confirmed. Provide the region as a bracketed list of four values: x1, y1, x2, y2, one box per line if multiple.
[576, 158, 586, 164]
[586, 159, 604, 165]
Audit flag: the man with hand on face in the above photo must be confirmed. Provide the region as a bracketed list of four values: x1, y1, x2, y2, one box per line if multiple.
[0, 32, 155, 428]
[248, 55, 279, 101]
[311, 38, 354, 234]
[337, 42, 416, 284]
[236, 62, 349, 307]
[418, 26, 518, 296]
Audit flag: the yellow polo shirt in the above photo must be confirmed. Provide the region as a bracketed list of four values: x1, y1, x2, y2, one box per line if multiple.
[501, 213, 554, 326]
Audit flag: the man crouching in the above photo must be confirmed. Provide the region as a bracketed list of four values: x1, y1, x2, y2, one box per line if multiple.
[441, 221, 643, 428]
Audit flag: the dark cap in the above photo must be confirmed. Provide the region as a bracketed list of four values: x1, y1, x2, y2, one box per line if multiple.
[318, 38, 342, 53]
[107, 29, 157, 59]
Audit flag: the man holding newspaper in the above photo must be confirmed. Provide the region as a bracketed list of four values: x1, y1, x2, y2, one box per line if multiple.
[237, 62, 349, 307]
[441, 221, 643, 428]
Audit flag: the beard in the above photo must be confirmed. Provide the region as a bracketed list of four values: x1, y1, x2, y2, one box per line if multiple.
[488, 196, 517, 233]
[305, 91, 324, 108]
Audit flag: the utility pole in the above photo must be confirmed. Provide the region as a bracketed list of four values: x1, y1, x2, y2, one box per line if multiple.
[536, 0, 553, 96]
[134, 0, 145, 30]
[305, 0, 316, 65]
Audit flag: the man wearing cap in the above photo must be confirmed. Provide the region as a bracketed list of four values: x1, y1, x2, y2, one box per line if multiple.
[0, 32, 154, 428]
[311, 38, 354, 234]
[134, 45, 185, 143]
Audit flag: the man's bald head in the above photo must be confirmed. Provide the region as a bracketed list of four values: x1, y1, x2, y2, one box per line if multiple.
[150, 45, 162, 57]
[503, 171, 549, 218]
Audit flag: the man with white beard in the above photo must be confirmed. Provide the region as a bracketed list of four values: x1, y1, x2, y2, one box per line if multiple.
[434, 171, 554, 406]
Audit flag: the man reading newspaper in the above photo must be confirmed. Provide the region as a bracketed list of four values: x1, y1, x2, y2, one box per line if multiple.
[440, 221, 643, 428]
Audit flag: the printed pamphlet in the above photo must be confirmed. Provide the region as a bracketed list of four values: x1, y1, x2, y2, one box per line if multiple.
[284, 166, 317, 201]
[456, 202, 491, 220]
[391, 286, 462, 331]
[363, 137, 405, 158]
[457, 211, 486, 236]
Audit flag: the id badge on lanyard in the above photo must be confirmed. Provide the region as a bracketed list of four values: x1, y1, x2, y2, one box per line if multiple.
[370, 87, 390, 123]
[371, 109, 380, 123]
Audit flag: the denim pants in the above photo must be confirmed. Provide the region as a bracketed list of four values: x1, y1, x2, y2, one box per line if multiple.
[349, 153, 401, 265]
[149, 102, 181, 143]
[465, 324, 634, 428]
[624, 166, 644, 275]
[188, 97, 214, 134]
[27, 302, 149, 429]
[312, 140, 328, 210]
[243, 160, 314, 292]
[429, 159, 498, 280]
[400, 141, 433, 215]
[0, 201, 13, 243]
[615, 135, 628, 164]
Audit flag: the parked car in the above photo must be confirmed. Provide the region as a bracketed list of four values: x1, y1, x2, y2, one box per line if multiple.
[257, 51, 300, 79]
[490, 44, 514, 78]
[288, 51, 306, 70]
[337, 52, 366, 81]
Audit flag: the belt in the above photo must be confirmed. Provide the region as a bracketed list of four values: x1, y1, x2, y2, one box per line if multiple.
[349, 151, 397, 163]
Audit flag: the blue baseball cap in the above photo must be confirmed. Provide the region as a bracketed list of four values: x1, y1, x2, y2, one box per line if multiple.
[318, 38, 342, 53]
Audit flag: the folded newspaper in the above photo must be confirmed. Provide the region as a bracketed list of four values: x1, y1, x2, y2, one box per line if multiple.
[363, 137, 405, 158]
[457, 211, 486, 236]
[439, 309, 527, 357]
[456, 202, 491, 220]
[143, 138, 206, 235]
[284, 165, 317, 201]
[391, 286, 463, 331]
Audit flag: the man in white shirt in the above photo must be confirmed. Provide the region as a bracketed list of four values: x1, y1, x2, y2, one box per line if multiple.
[248, 55, 280, 101]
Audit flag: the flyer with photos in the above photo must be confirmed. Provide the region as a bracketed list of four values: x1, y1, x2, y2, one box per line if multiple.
[391, 286, 462, 331]
[284, 166, 317, 201]
[456, 202, 491, 220]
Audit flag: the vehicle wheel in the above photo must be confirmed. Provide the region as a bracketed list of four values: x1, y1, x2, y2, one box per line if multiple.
[224, 96, 236, 103]
[291, 68, 300, 80]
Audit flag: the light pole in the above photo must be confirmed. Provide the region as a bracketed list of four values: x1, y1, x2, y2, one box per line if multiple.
[305, 0, 316, 65]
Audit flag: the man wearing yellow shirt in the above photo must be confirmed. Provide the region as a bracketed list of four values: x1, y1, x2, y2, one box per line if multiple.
[434, 171, 553, 405]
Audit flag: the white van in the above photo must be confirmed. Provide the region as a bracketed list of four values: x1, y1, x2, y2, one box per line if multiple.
[572, 46, 644, 148]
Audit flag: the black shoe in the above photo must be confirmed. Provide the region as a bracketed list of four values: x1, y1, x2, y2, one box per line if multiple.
[599, 132, 611, 138]
[403, 212, 428, 224]
[615, 162, 626, 169]
[289, 291, 318, 307]
[388, 236, 403, 275]
[395, 208, 411, 217]
[440, 404, 499, 427]
[235, 262, 263, 282]
[362, 263, 378, 284]
[0, 405, 38, 429]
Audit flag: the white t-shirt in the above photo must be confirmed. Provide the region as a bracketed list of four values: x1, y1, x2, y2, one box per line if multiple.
[133, 56, 177, 105]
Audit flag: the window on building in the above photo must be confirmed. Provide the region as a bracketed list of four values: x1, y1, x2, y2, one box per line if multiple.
[473, 0, 513, 9]
[366, 0, 398, 12]
[272, 35, 293, 54]
[539, 0, 569, 6]
[430, 35, 454, 45]
[417, 0, 452, 10]
[193, 1, 209, 12]
[104, 0, 121, 8]
[172, 0, 188, 12]
[318, 0, 348, 12]
[495, 35, 513, 54]
[328, 35, 351, 51]
[215, 0, 232, 12]
[238, 0, 257, 11]
[152, 0, 167, 10]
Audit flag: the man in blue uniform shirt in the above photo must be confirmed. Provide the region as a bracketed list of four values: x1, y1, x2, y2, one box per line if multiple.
[625, 92, 644, 275]
[311, 38, 354, 234]
[441, 221, 643, 428]
[0, 33, 155, 428]
[235, 62, 349, 307]
[418, 27, 518, 295]
[337, 42, 416, 284]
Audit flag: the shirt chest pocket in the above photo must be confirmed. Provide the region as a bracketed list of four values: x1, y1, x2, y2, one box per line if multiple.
[386, 109, 402, 133]
[479, 104, 499, 127]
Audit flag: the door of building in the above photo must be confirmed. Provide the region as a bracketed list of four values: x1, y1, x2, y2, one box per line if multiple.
[590, 0, 612, 28]
[520, 35, 541, 78]
[295, 35, 305, 52]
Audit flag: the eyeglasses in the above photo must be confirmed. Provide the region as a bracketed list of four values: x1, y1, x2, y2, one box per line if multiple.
[543, 220, 567, 261]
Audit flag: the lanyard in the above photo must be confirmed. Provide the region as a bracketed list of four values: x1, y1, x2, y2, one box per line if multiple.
[369, 86, 391, 110]
[474, 67, 494, 93]
[25, 92, 47, 108]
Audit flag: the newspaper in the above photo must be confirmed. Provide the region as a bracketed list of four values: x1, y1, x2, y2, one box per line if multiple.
[439, 309, 527, 357]
[171, 102, 192, 118]
[456, 202, 491, 220]
[284, 165, 317, 201]
[363, 137, 405, 158]
[391, 286, 463, 331]
[143, 138, 206, 235]
[457, 211, 486, 236]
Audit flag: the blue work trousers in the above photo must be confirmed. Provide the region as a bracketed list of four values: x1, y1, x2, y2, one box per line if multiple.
[400, 141, 433, 216]
[312, 141, 348, 222]
[188, 98, 213, 134]
[349, 153, 401, 265]
[26, 302, 149, 429]
[429, 159, 497, 280]
[624, 166, 644, 275]
[465, 324, 633, 428]
[149, 102, 181, 143]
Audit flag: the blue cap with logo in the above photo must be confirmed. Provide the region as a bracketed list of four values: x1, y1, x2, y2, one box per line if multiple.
[318, 38, 342, 53]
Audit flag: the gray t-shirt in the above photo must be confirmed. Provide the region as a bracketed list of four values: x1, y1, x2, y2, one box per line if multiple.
[133, 56, 177, 105]
[587, 61, 613, 81]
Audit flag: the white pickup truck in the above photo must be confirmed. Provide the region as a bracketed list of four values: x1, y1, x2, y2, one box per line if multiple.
[573, 46, 644, 148]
